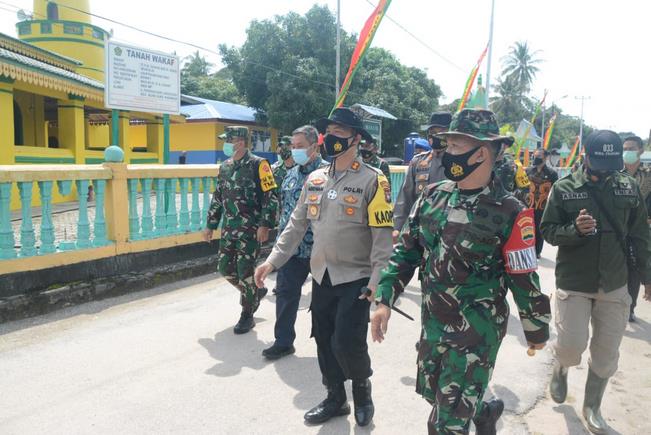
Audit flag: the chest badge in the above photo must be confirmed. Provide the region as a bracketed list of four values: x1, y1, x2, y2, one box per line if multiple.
[351, 161, 361, 171]
[327, 189, 338, 200]
[343, 195, 358, 204]
[308, 194, 319, 202]
[309, 205, 319, 216]
[312, 178, 325, 186]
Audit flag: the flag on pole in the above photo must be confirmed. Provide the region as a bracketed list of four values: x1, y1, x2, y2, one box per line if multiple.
[514, 90, 548, 159]
[542, 113, 557, 150]
[332, 0, 392, 113]
[457, 45, 489, 112]
[564, 136, 581, 167]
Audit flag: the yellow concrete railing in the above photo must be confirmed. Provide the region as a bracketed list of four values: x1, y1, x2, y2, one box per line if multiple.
[0, 163, 219, 275]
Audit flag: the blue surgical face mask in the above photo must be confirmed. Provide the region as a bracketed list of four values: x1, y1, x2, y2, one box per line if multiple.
[223, 142, 235, 157]
[292, 148, 311, 166]
[623, 150, 639, 165]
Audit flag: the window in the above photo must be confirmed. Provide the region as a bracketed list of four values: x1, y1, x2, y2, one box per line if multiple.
[17, 22, 31, 35]
[13, 101, 24, 145]
[63, 23, 83, 35]
[40, 22, 52, 34]
[251, 129, 271, 153]
[92, 29, 103, 40]
[46, 2, 59, 20]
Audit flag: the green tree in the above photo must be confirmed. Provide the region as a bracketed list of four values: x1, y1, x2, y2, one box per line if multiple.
[180, 51, 245, 104]
[219, 5, 441, 153]
[501, 41, 543, 94]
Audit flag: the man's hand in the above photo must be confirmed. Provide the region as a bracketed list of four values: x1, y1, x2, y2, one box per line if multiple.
[257, 226, 270, 244]
[575, 209, 597, 235]
[202, 228, 213, 243]
[371, 304, 392, 343]
[644, 284, 651, 302]
[392, 230, 400, 245]
[254, 262, 274, 289]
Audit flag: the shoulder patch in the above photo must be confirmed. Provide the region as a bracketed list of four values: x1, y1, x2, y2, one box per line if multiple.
[503, 208, 537, 274]
[258, 160, 277, 192]
[368, 174, 394, 227]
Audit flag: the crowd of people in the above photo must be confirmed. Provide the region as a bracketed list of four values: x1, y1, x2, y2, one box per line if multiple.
[202, 106, 651, 434]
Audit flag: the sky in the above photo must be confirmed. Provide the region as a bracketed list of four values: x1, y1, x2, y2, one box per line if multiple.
[1, 0, 649, 138]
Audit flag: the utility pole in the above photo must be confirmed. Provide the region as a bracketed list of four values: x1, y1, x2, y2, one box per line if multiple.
[485, 0, 495, 108]
[335, 0, 341, 101]
[541, 89, 546, 143]
[575, 96, 591, 148]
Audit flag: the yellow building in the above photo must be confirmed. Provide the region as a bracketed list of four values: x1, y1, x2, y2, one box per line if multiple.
[1, 1, 279, 209]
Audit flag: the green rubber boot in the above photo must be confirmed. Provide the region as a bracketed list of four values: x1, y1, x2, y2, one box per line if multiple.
[582, 369, 609, 434]
[550, 361, 568, 404]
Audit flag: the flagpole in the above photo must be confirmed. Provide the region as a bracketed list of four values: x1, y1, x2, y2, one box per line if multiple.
[485, 0, 495, 108]
[336, 0, 341, 101]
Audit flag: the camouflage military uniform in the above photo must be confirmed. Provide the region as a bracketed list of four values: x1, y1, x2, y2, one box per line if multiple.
[272, 136, 295, 188]
[363, 154, 392, 185]
[494, 154, 530, 204]
[376, 109, 551, 434]
[207, 129, 278, 313]
[377, 179, 550, 433]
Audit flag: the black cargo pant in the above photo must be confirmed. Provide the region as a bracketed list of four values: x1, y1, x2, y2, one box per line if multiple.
[311, 271, 372, 386]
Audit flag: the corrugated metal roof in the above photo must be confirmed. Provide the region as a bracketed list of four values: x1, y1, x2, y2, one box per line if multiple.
[180, 96, 258, 122]
[351, 103, 397, 120]
[0, 32, 82, 67]
[0, 47, 103, 89]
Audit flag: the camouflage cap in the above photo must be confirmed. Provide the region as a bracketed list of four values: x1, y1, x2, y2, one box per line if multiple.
[436, 109, 512, 143]
[278, 136, 292, 147]
[218, 126, 249, 140]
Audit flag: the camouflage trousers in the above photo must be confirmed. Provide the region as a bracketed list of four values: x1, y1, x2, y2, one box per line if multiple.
[217, 235, 260, 313]
[417, 340, 501, 435]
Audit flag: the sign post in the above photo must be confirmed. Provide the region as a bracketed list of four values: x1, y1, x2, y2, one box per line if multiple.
[362, 118, 382, 152]
[105, 41, 180, 114]
[105, 41, 180, 164]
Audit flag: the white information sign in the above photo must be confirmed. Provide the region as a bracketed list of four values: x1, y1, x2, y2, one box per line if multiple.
[105, 41, 180, 114]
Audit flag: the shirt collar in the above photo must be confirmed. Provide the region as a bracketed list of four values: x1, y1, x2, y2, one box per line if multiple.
[300, 156, 323, 174]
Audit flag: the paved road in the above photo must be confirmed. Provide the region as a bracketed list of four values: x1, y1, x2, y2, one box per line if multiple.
[1, 245, 649, 434]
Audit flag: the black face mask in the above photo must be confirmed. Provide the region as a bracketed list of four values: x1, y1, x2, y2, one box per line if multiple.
[359, 149, 374, 160]
[586, 165, 614, 180]
[442, 147, 483, 182]
[533, 157, 544, 166]
[428, 135, 446, 150]
[324, 134, 354, 157]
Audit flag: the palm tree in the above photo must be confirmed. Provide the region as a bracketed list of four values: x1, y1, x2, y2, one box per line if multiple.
[501, 41, 543, 94]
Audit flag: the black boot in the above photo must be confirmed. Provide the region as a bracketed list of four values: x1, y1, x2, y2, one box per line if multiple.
[472, 399, 504, 435]
[352, 379, 374, 426]
[233, 311, 255, 334]
[304, 384, 350, 425]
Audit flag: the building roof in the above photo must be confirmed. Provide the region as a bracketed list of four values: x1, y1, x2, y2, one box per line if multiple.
[180, 95, 258, 122]
[0, 32, 82, 70]
[0, 46, 104, 101]
[350, 103, 397, 120]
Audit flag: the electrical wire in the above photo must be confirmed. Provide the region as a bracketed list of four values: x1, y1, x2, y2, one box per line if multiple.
[361, 0, 464, 72]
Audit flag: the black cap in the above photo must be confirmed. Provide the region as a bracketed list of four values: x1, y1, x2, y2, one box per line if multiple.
[585, 130, 623, 171]
[424, 112, 452, 131]
[316, 108, 373, 142]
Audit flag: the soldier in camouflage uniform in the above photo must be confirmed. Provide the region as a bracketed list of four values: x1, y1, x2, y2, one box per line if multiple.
[360, 138, 392, 183]
[622, 135, 651, 321]
[203, 126, 278, 334]
[494, 147, 530, 204]
[371, 109, 551, 435]
[272, 136, 296, 187]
